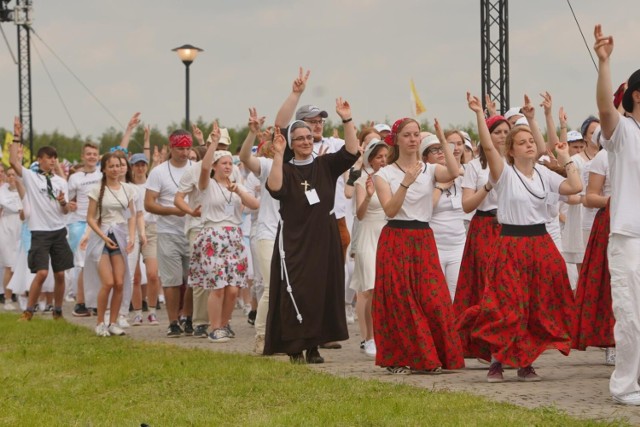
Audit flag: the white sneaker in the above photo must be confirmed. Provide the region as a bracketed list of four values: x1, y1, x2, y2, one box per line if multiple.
[132, 314, 143, 326]
[364, 339, 377, 358]
[158, 295, 165, 304]
[117, 315, 130, 329]
[18, 295, 28, 311]
[108, 323, 126, 336]
[605, 348, 616, 366]
[65, 292, 76, 302]
[613, 391, 640, 406]
[3, 302, 16, 311]
[95, 323, 110, 337]
[345, 305, 355, 325]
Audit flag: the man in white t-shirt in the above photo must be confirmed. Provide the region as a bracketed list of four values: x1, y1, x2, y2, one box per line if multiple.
[9, 118, 74, 321]
[145, 130, 193, 337]
[594, 24, 640, 406]
[67, 143, 102, 317]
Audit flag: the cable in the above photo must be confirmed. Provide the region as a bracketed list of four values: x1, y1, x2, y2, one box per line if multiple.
[566, 0, 598, 73]
[0, 23, 16, 64]
[31, 36, 80, 134]
[29, 25, 125, 129]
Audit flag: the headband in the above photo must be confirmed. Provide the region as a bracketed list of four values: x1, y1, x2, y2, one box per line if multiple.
[213, 150, 232, 164]
[485, 115, 509, 132]
[169, 134, 193, 148]
[384, 117, 413, 146]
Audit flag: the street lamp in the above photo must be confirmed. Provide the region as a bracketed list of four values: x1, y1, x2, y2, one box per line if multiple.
[172, 44, 203, 130]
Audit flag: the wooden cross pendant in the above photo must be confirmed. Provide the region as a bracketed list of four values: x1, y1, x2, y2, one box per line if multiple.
[301, 180, 310, 192]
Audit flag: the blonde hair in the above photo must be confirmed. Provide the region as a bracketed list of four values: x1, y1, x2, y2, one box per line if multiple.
[504, 125, 533, 165]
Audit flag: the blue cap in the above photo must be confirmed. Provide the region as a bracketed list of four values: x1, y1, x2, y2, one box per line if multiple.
[130, 153, 148, 164]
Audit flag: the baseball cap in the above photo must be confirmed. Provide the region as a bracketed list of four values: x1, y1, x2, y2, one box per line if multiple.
[295, 105, 328, 121]
[130, 153, 149, 164]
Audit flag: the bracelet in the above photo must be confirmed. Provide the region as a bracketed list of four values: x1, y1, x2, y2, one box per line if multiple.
[342, 117, 353, 124]
[563, 160, 574, 168]
[484, 184, 491, 192]
[399, 183, 410, 189]
[143, 147, 150, 150]
[435, 186, 444, 193]
[12, 139, 21, 143]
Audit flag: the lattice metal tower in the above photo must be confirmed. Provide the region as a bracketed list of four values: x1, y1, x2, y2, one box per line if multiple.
[480, 0, 509, 114]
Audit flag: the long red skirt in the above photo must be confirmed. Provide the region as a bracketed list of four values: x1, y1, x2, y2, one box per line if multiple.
[372, 225, 464, 370]
[572, 204, 614, 350]
[461, 232, 576, 367]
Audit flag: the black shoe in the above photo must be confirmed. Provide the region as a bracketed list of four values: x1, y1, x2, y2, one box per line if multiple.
[156, 302, 161, 310]
[0, 294, 5, 304]
[89, 307, 98, 316]
[141, 301, 149, 312]
[181, 318, 194, 336]
[128, 302, 134, 312]
[225, 324, 236, 339]
[306, 347, 325, 364]
[289, 352, 305, 364]
[12, 294, 17, 303]
[44, 304, 54, 313]
[193, 324, 208, 338]
[167, 321, 183, 338]
[247, 310, 257, 325]
[72, 303, 90, 317]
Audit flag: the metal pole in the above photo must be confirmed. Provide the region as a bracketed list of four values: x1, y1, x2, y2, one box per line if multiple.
[185, 62, 191, 130]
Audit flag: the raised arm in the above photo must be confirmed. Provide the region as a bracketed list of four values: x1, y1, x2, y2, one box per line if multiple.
[191, 123, 205, 147]
[335, 98, 358, 155]
[266, 127, 286, 192]
[9, 116, 23, 177]
[239, 108, 265, 175]
[540, 91, 559, 149]
[468, 92, 503, 182]
[594, 24, 619, 139]
[520, 94, 546, 157]
[433, 118, 460, 182]
[199, 122, 220, 191]
[119, 112, 141, 150]
[274, 67, 310, 128]
[556, 140, 583, 195]
[143, 125, 151, 161]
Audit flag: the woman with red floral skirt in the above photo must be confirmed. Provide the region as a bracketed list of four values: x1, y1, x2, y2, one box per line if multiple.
[463, 93, 581, 382]
[372, 117, 464, 374]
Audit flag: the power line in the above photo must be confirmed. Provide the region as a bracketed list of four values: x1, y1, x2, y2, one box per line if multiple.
[0, 23, 16, 64]
[29, 25, 125, 130]
[31, 36, 80, 134]
[566, 0, 598, 73]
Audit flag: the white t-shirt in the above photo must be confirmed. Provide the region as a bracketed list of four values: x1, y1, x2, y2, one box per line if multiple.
[462, 158, 498, 211]
[375, 162, 436, 222]
[244, 171, 261, 224]
[177, 161, 204, 234]
[315, 137, 348, 219]
[135, 183, 156, 224]
[145, 160, 191, 235]
[88, 182, 135, 226]
[430, 177, 466, 249]
[202, 179, 246, 225]
[589, 149, 610, 198]
[20, 166, 68, 231]
[492, 161, 564, 226]
[254, 157, 281, 242]
[67, 169, 102, 222]
[0, 185, 22, 213]
[601, 116, 640, 237]
[573, 154, 597, 232]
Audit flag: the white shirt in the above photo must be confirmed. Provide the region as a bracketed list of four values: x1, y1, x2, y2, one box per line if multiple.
[573, 154, 597, 232]
[492, 162, 564, 226]
[315, 137, 348, 219]
[202, 179, 246, 225]
[375, 162, 436, 222]
[462, 158, 498, 211]
[135, 183, 156, 224]
[146, 160, 190, 235]
[430, 177, 466, 249]
[254, 157, 281, 241]
[601, 116, 640, 237]
[20, 166, 68, 231]
[177, 161, 205, 234]
[589, 149, 610, 198]
[67, 169, 102, 222]
[88, 182, 135, 226]
[0, 185, 22, 214]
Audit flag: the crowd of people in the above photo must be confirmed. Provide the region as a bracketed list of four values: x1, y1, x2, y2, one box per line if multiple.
[2, 24, 640, 406]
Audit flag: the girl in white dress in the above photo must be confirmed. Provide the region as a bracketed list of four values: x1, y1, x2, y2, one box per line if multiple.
[0, 168, 24, 310]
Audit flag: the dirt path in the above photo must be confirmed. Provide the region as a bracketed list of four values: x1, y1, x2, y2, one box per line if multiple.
[64, 303, 639, 425]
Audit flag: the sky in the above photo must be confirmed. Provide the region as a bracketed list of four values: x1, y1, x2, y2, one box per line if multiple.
[0, 0, 637, 140]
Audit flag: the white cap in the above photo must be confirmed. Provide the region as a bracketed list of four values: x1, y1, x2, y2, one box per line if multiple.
[420, 135, 440, 156]
[504, 107, 523, 120]
[459, 130, 473, 150]
[374, 123, 391, 133]
[514, 117, 529, 127]
[567, 130, 583, 142]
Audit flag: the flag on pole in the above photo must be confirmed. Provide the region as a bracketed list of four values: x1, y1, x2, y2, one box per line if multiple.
[410, 79, 426, 117]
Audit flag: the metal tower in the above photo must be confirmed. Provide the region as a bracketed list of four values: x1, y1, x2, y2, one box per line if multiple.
[480, 0, 509, 115]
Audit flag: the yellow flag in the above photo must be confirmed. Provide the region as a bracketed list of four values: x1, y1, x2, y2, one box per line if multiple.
[410, 79, 426, 116]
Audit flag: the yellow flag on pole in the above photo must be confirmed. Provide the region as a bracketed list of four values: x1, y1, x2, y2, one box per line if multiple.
[410, 79, 426, 116]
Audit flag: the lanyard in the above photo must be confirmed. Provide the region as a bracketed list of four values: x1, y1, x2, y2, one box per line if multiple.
[106, 184, 129, 210]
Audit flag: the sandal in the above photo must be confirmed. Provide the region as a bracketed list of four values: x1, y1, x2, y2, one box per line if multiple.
[386, 366, 411, 375]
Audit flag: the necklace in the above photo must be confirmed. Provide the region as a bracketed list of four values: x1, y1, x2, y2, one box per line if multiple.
[214, 179, 232, 205]
[512, 164, 545, 200]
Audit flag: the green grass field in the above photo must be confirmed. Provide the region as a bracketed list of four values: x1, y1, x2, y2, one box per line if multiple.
[0, 314, 624, 426]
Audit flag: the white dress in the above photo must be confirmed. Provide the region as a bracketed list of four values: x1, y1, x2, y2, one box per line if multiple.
[349, 173, 386, 293]
[0, 185, 23, 269]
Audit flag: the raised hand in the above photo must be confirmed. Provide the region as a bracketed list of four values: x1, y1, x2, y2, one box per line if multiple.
[144, 125, 150, 143]
[127, 112, 141, 131]
[272, 127, 286, 155]
[335, 97, 352, 121]
[434, 117, 445, 142]
[555, 140, 570, 163]
[539, 92, 552, 116]
[191, 123, 204, 143]
[292, 67, 311, 94]
[521, 94, 535, 120]
[209, 121, 221, 145]
[13, 116, 22, 139]
[467, 92, 483, 114]
[485, 94, 497, 117]
[248, 107, 266, 134]
[558, 106, 568, 128]
[593, 24, 614, 62]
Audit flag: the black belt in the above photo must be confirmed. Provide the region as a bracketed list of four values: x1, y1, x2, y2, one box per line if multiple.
[475, 209, 497, 217]
[386, 220, 430, 230]
[501, 224, 547, 237]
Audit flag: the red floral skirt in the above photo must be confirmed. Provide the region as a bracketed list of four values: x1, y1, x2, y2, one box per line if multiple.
[572, 204, 614, 349]
[372, 224, 464, 370]
[460, 231, 576, 367]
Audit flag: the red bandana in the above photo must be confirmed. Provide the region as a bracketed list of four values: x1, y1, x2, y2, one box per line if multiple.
[485, 115, 508, 132]
[613, 82, 626, 109]
[384, 117, 413, 146]
[169, 134, 193, 148]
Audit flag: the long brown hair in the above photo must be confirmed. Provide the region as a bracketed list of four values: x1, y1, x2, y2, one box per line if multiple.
[97, 152, 119, 225]
[479, 118, 509, 169]
[444, 130, 467, 165]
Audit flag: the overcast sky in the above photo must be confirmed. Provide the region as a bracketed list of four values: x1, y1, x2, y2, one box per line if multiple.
[0, 0, 636, 140]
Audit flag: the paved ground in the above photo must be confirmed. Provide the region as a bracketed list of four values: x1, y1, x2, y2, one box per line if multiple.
[60, 303, 639, 425]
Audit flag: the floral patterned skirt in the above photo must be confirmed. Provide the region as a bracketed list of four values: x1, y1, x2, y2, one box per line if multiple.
[372, 224, 464, 370]
[572, 204, 614, 349]
[462, 231, 576, 367]
[188, 226, 247, 290]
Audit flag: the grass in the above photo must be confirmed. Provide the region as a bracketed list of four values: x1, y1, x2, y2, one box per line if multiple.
[0, 313, 626, 427]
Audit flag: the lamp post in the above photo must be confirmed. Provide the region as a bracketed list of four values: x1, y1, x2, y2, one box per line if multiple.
[172, 44, 203, 130]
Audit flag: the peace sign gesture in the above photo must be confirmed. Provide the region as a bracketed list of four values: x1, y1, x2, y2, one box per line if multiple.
[292, 67, 310, 94]
[272, 127, 286, 155]
[521, 94, 535, 120]
[539, 91, 552, 116]
[13, 116, 22, 139]
[248, 107, 266, 134]
[335, 97, 352, 121]
[209, 121, 221, 146]
[467, 92, 483, 114]
[593, 24, 614, 62]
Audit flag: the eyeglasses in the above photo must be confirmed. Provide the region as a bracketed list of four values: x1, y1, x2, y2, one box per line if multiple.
[427, 147, 443, 155]
[291, 135, 314, 143]
[305, 119, 325, 126]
